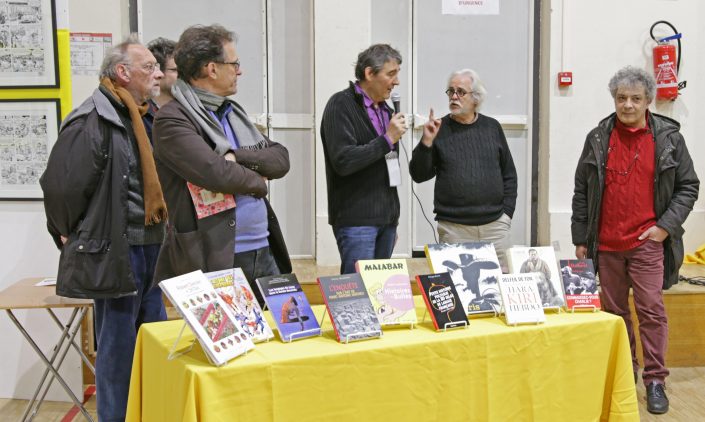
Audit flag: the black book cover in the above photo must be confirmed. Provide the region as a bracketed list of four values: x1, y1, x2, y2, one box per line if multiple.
[416, 273, 469, 330]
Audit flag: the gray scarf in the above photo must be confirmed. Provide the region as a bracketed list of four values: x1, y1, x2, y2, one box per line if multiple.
[171, 79, 266, 155]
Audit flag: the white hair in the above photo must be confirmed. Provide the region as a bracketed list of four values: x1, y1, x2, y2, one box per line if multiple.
[448, 68, 487, 110]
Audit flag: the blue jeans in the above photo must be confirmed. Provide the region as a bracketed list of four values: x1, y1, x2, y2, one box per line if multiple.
[233, 245, 280, 307]
[333, 225, 397, 274]
[94, 244, 166, 422]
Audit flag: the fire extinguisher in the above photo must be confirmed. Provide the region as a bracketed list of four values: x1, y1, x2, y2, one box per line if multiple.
[650, 21, 686, 101]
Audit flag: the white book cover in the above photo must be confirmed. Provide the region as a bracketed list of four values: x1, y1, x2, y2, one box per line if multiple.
[425, 242, 503, 315]
[205, 268, 274, 343]
[160, 270, 255, 366]
[507, 246, 566, 308]
[498, 273, 546, 325]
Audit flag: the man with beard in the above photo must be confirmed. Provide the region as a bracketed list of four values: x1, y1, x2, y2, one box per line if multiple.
[409, 69, 517, 272]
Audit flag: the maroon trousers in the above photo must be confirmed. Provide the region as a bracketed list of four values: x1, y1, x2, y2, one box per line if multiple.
[598, 239, 669, 385]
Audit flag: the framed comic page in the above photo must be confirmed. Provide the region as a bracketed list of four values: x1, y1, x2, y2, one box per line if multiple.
[0, 99, 59, 199]
[0, 0, 59, 88]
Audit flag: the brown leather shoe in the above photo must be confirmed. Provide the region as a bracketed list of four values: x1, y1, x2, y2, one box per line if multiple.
[646, 382, 669, 414]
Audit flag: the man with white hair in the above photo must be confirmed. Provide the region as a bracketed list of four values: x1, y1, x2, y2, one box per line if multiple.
[409, 69, 517, 271]
[41, 35, 167, 421]
[572, 65, 699, 414]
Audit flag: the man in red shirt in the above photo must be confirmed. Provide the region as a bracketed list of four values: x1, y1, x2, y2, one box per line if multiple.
[571, 66, 699, 415]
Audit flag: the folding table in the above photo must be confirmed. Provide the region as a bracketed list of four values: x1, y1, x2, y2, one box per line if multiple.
[0, 277, 95, 421]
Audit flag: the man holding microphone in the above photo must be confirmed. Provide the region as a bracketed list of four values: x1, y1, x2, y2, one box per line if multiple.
[320, 44, 407, 274]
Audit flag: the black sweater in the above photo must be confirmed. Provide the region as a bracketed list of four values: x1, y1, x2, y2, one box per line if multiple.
[409, 114, 517, 225]
[320, 83, 399, 227]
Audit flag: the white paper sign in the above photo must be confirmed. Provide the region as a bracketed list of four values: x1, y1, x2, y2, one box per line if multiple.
[35, 278, 56, 287]
[70, 32, 113, 76]
[442, 0, 500, 15]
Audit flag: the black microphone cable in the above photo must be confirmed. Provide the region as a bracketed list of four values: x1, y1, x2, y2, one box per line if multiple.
[396, 116, 439, 245]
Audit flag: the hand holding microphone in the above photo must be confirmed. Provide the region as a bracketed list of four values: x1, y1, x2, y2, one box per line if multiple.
[386, 92, 407, 144]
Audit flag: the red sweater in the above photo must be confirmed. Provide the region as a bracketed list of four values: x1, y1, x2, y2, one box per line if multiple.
[598, 117, 656, 251]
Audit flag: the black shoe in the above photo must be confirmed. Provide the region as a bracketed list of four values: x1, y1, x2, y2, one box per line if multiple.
[646, 382, 669, 414]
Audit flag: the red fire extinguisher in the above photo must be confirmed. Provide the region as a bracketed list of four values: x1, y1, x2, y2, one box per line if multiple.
[650, 21, 685, 101]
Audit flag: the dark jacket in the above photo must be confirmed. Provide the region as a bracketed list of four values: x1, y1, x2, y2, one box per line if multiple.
[152, 98, 291, 282]
[320, 82, 400, 227]
[409, 114, 517, 225]
[571, 112, 699, 289]
[40, 89, 137, 299]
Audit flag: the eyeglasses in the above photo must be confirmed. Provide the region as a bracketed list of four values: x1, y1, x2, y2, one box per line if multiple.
[445, 88, 471, 98]
[130, 62, 161, 74]
[216, 59, 241, 71]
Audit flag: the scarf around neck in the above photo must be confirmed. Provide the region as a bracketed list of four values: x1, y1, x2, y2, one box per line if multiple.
[100, 77, 168, 226]
[171, 79, 266, 155]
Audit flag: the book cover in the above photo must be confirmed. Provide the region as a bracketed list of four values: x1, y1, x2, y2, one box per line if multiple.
[507, 246, 566, 308]
[498, 273, 546, 325]
[416, 273, 469, 331]
[317, 273, 382, 342]
[559, 259, 601, 311]
[355, 259, 417, 326]
[159, 270, 254, 366]
[255, 273, 321, 342]
[424, 242, 503, 315]
[186, 181, 236, 219]
[205, 268, 274, 342]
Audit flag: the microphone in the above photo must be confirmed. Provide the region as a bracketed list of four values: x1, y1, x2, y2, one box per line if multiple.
[391, 92, 401, 114]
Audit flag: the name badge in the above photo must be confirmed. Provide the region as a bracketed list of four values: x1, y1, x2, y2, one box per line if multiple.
[385, 151, 401, 187]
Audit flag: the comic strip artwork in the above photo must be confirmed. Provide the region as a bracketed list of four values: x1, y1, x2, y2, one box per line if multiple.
[0, 99, 59, 198]
[0, 0, 58, 87]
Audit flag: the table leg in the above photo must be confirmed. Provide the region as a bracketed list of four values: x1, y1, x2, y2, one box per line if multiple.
[30, 308, 90, 420]
[47, 308, 95, 374]
[5, 309, 95, 422]
[20, 308, 78, 421]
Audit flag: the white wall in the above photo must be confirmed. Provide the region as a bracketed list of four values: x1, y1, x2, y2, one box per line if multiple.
[546, 0, 704, 260]
[313, 0, 372, 265]
[0, 0, 127, 401]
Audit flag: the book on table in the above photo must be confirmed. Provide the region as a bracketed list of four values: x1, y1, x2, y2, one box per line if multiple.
[507, 246, 566, 309]
[497, 273, 546, 326]
[355, 258, 417, 327]
[424, 242, 503, 315]
[317, 273, 382, 342]
[159, 270, 255, 366]
[205, 268, 274, 342]
[255, 273, 321, 342]
[416, 272, 469, 331]
[559, 259, 601, 311]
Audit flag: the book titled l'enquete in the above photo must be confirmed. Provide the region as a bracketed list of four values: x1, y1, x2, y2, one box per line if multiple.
[318, 273, 382, 342]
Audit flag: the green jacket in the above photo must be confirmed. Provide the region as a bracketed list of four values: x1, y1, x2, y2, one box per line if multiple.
[571, 112, 699, 289]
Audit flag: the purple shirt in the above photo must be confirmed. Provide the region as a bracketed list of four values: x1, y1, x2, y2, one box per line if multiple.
[354, 83, 394, 150]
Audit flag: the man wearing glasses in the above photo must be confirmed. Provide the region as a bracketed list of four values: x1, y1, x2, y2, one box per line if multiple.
[41, 35, 168, 421]
[572, 66, 699, 414]
[409, 69, 517, 271]
[145, 37, 177, 139]
[152, 24, 291, 306]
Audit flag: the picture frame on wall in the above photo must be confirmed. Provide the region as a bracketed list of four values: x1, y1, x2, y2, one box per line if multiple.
[0, 99, 60, 199]
[0, 0, 60, 88]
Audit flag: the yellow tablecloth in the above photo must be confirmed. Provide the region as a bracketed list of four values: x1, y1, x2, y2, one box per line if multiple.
[126, 301, 638, 421]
